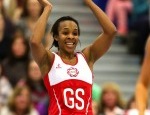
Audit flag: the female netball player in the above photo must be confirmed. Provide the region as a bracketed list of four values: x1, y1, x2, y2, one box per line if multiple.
[30, 0, 116, 114]
[136, 35, 150, 115]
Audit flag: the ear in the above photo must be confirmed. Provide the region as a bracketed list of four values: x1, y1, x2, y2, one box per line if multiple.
[54, 36, 58, 41]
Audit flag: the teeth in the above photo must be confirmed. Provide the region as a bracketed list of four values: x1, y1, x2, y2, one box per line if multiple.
[66, 43, 74, 45]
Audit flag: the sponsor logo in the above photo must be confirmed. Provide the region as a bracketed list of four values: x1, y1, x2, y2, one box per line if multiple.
[56, 64, 61, 68]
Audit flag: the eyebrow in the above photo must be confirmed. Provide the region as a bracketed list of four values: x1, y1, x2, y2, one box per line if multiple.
[63, 27, 78, 30]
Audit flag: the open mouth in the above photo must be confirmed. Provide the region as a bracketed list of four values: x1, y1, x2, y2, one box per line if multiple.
[65, 42, 75, 47]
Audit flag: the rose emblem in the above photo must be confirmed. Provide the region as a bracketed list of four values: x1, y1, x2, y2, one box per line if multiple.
[67, 67, 79, 77]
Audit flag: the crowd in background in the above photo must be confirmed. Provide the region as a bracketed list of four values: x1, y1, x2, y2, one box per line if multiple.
[0, 0, 149, 115]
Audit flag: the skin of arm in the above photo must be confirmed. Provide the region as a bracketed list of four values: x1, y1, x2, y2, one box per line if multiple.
[135, 36, 150, 115]
[45, 33, 54, 50]
[30, 0, 53, 76]
[82, 0, 117, 68]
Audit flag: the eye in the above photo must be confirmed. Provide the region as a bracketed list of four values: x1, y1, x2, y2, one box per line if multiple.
[63, 32, 69, 35]
[73, 32, 78, 36]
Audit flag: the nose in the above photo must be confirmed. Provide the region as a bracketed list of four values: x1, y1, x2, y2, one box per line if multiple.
[67, 34, 74, 39]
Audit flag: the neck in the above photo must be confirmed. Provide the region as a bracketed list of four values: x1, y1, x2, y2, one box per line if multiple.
[105, 106, 115, 111]
[15, 109, 25, 115]
[58, 50, 75, 59]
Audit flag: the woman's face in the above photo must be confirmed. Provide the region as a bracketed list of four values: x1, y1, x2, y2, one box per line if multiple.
[15, 88, 30, 111]
[28, 61, 42, 81]
[56, 21, 79, 54]
[102, 90, 118, 108]
[27, 0, 42, 18]
[0, 14, 5, 32]
[12, 38, 26, 58]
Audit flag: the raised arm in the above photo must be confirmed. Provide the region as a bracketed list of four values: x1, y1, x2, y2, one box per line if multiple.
[30, 0, 53, 76]
[82, 0, 117, 65]
[136, 36, 150, 115]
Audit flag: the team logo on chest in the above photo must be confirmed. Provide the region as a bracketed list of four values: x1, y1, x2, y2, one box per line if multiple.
[67, 67, 79, 77]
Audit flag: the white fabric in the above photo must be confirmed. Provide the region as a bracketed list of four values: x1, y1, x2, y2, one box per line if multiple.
[105, 106, 124, 115]
[127, 109, 150, 115]
[0, 77, 12, 105]
[48, 52, 93, 86]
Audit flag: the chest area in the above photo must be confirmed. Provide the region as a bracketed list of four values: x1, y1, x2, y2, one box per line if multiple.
[49, 62, 92, 86]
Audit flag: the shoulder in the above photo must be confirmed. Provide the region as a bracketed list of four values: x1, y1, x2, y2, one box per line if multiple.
[76, 52, 89, 63]
[29, 108, 39, 115]
[0, 106, 12, 115]
[0, 76, 12, 90]
[114, 107, 124, 114]
[81, 47, 94, 68]
[76, 51, 85, 57]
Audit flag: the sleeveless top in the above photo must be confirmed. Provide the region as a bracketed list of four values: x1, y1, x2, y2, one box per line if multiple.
[43, 52, 93, 115]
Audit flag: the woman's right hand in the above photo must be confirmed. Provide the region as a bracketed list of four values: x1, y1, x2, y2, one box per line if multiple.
[37, 0, 52, 8]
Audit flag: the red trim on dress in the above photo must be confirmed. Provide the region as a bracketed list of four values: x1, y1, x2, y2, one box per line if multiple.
[43, 73, 51, 94]
[43, 52, 55, 93]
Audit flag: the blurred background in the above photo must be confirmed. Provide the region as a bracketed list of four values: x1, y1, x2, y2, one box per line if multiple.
[0, 0, 149, 115]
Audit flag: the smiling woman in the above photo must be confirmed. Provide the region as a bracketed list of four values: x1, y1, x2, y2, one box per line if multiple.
[29, 0, 116, 114]
[0, 86, 39, 115]
[51, 16, 80, 54]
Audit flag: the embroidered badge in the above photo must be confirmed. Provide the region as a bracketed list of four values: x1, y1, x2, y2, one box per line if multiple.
[67, 67, 79, 77]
